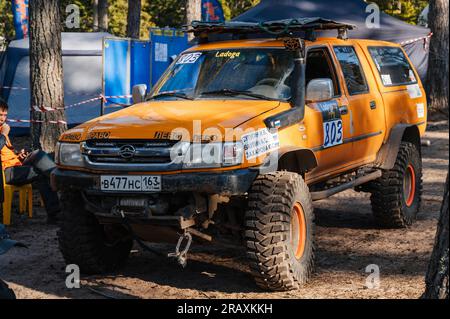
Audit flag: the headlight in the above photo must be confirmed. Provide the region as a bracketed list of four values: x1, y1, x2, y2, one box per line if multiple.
[56, 142, 84, 167]
[181, 142, 243, 169]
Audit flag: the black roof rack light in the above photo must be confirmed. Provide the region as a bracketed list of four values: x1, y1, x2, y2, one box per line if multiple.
[186, 17, 355, 41]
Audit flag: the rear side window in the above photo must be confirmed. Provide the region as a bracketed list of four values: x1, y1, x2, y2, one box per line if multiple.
[333, 46, 369, 95]
[368, 46, 417, 86]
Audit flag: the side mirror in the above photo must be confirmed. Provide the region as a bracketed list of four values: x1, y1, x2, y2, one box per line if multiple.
[132, 84, 148, 104]
[306, 79, 334, 102]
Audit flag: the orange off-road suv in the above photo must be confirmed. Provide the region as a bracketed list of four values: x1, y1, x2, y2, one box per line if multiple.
[52, 19, 427, 291]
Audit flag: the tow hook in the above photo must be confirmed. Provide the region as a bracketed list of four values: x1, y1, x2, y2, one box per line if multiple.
[168, 232, 193, 268]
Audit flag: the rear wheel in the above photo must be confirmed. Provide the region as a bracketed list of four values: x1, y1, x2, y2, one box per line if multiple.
[245, 171, 315, 291]
[370, 142, 422, 228]
[58, 191, 133, 274]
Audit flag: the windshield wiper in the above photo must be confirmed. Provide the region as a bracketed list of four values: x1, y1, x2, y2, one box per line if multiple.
[148, 92, 194, 101]
[200, 89, 278, 101]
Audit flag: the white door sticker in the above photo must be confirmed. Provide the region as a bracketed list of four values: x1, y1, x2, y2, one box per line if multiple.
[417, 103, 425, 118]
[323, 119, 343, 148]
[176, 53, 202, 64]
[241, 129, 280, 160]
[407, 84, 422, 99]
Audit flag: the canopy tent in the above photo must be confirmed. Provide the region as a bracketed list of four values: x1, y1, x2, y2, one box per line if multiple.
[232, 0, 431, 81]
[0, 32, 115, 133]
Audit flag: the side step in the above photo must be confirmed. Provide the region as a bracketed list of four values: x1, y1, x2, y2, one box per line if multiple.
[310, 170, 382, 201]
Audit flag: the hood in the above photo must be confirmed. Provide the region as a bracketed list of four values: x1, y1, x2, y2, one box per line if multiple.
[62, 100, 281, 142]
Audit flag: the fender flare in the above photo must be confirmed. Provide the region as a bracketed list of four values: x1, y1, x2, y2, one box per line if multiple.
[255, 146, 318, 175]
[276, 146, 318, 174]
[375, 124, 421, 170]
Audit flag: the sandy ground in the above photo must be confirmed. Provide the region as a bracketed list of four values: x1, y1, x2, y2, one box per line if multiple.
[1, 121, 448, 299]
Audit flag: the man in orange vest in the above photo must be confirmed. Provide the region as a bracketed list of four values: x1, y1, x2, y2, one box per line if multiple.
[0, 98, 60, 224]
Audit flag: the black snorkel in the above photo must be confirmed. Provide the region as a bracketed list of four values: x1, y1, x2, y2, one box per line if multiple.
[264, 38, 307, 130]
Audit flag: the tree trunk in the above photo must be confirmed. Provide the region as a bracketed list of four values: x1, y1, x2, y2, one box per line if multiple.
[98, 0, 109, 32]
[186, 0, 201, 41]
[29, 0, 67, 153]
[423, 173, 449, 299]
[426, 0, 449, 115]
[93, 0, 99, 31]
[126, 0, 141, 39]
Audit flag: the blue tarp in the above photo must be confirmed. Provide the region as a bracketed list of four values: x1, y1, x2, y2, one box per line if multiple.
[102, 38, 153, 107]
[149, 28, 189, 87]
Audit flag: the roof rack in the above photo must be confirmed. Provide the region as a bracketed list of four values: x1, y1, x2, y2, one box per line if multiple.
[186, 18, 355, 41]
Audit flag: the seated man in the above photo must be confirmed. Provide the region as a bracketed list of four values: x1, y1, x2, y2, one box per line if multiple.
[0, 98, 60, 224]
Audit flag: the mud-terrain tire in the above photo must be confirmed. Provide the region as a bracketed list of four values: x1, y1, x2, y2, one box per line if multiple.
[58, 191, 133, 274]
[370, 141, 422, 228]
[245, 171, 315, 291]
[0, 279, 16, 299]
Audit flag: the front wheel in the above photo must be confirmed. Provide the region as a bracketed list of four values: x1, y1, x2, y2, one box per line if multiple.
[58, 191, 133, 274]
[245, 171, 315, 291]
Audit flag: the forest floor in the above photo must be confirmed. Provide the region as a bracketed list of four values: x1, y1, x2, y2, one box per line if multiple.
[1, 120, 448, 299]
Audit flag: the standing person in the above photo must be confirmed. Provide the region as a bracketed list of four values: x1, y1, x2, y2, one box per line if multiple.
[0, 98, 61, 224]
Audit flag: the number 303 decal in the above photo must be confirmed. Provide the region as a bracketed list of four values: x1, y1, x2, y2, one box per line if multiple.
[323, 119, 343, 148]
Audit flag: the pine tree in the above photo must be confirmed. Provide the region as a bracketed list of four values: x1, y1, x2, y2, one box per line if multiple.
[29, 0, 67, 152]
[126, 0, 142, 39]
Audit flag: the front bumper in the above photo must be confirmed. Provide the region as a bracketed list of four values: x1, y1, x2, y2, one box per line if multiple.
[51, 168, 259, 196]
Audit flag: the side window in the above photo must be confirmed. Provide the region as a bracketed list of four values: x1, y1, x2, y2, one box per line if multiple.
[305, 48, 341, 97]
[333, 46, 369, 95]
[368, 46, 417, 86]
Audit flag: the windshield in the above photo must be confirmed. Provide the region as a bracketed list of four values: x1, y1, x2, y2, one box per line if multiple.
[152, 48, 295, 101]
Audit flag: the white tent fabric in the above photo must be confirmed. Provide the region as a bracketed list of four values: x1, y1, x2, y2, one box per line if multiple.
[0, 32, 116, 133]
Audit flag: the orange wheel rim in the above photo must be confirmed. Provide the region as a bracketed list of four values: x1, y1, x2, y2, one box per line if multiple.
[290, 202, 307, 260]
[404, 164, 416, 207]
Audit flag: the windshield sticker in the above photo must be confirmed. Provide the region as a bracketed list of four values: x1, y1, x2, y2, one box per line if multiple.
[215, 51, 241, 59]
[176, 53, 202, 64]
[242, 129, 280, 160]
[381, 74, 392, 86]
[407, 84, 422, 99]
[416, 103, 425, 118]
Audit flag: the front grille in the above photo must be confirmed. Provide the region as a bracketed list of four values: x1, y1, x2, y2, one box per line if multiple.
[83, 139, 179, 165]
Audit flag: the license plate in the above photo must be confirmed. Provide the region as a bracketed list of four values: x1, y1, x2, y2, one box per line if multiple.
[100, 175, 161, 192]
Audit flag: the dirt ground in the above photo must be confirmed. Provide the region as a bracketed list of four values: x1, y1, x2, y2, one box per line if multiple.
[1, 121, 448, 299]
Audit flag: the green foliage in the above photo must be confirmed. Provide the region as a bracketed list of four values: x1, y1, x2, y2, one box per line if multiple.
[60, 0, 93, 32]
[221, 0, 260, 20]
[0, 0, 16, 40]
[0, 0, 430, 41]
[109, 0, 154, 38]
[146, 0, 185, 28]
[370, 0, 429, 25]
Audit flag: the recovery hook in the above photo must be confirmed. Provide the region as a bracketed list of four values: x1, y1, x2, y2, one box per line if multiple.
[168, 232, 193, 268]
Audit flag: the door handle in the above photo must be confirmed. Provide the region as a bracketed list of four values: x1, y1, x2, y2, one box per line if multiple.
[339, 105, 349, 115]
[370, 101, 377, 110]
